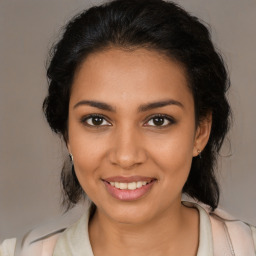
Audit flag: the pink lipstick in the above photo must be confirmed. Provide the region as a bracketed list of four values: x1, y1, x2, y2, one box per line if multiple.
[102, 176, 157, 201]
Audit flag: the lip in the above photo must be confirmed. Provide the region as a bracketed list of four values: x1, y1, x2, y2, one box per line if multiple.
[103, 176, 155, 183]
[102, 177, 157, 201]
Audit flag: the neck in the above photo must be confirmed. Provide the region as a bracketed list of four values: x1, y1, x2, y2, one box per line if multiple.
[89, 200, 199, 256]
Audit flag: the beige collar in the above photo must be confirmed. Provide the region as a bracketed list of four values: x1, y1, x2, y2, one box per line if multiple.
[183, 201, 214, 256]
[53, 201, 214, 256]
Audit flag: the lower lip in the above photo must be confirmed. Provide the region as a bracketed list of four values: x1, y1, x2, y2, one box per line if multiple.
[103, 180, 156, 201]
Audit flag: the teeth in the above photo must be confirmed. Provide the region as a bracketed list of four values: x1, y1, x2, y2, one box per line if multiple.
[119, 183, 128, 189]
[128, 182, 136, 190]
[137, 181, 142, 188]
[109, 181, 150, 190]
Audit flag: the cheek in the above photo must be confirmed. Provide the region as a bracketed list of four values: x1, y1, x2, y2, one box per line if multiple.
[68, 128, 108, 190]
[148, 127, 195, 180]
[71, 145, 105, 202]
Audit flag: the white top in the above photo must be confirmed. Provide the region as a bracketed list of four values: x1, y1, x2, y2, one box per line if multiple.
[1, 201, 256, 256]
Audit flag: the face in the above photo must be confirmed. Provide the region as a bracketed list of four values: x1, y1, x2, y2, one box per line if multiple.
[68, 48, 209, 224]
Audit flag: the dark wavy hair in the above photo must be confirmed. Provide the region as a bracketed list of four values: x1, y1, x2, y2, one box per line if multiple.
[43, 0, 231, 211]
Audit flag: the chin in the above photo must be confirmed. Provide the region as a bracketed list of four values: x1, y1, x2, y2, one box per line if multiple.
[98, 200, 158, 225]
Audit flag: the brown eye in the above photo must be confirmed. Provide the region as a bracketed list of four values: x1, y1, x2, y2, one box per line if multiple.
[152, 117, 165, 126]
[91, 116, 104, 125]
[145, 114, 175, 127]
[82, 114, 111, 127]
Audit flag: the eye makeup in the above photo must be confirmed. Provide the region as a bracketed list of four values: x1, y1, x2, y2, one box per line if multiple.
[80, 113, 176, 129]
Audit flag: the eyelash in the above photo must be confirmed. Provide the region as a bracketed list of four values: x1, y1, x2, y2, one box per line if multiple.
[80, 114, 175, 129]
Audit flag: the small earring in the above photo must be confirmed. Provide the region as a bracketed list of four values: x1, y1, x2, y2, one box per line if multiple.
[69, 153, 73, 162]
[197, 149, 202, 159]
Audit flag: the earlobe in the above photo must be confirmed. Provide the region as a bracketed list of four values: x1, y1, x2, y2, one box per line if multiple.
[193, 113, 212, 157]
[67, 144, 73, 162]
[66, 139, 72, 156]
[65, 133, 73, 159]
[67, 143, 72, 156]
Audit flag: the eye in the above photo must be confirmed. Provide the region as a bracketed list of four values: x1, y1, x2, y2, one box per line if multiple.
[144, 114, 175, 127]
[81, 114, 111, 127]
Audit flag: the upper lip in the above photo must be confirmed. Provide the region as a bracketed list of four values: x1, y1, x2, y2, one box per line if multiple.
[103, 176, 156, 183]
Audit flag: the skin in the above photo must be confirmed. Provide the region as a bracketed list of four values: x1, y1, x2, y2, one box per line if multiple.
[67, 48, 212, 256]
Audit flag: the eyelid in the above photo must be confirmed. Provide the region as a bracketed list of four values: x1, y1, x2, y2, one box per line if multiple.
[80, 113, 175, 128]
[80, 114, 112, 128]
[143, 114, 175, 127]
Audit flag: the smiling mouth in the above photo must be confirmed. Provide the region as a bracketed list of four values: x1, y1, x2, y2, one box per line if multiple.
[102, 177, 157, 201]
[107, 180, 153, 190]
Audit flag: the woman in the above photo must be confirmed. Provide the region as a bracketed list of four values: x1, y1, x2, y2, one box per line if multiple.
[1, 0, 255, 255]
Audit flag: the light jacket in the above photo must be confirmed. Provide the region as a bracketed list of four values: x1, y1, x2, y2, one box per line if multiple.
[1, 201, 256, 256]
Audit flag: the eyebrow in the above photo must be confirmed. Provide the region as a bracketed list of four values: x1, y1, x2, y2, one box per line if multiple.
[73, 99, 184, 112]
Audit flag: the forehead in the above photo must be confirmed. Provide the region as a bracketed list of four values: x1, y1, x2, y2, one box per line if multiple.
[71, 48, 193, 109]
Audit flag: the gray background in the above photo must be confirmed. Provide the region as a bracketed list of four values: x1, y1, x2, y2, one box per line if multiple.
[0, 0, 255, 240]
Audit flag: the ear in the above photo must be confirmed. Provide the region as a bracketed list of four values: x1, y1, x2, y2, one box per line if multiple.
[66, 140, 72, 156]
[193, 112, 212, 157]
[63, 131, 72, 154]
[67, 143, 71, 155]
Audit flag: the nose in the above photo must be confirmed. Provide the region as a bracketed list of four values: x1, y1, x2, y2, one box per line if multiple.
[108, 125, 147, 169]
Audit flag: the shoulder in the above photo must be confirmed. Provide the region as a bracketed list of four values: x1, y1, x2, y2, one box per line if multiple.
[184, 200, 256, 256]
[209, 207, 256, 256]
[17, 227, 65, 256]
[1, 205, 86, 256]
[0, 238, 16, 256]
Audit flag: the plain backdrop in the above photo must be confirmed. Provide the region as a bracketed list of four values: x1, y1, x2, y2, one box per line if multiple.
[0, 0, 256, 241]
